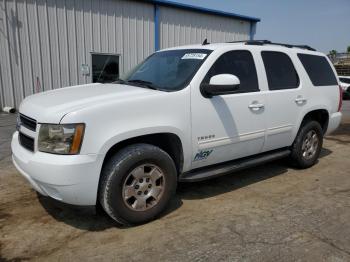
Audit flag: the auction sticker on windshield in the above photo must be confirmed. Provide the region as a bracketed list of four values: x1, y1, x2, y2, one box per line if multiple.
[182, 53, 207, 60]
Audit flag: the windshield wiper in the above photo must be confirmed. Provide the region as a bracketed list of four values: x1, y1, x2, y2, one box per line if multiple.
[114, 79, 127, 84]
[114, 79, 166, 91]
[127, 79, 159, 90]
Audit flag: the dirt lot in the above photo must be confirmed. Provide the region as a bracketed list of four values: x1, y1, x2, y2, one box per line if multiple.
[1, 102, 350, 262]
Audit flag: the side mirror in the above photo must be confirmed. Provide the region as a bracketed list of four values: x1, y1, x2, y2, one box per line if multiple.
[200, 74, 240, 98]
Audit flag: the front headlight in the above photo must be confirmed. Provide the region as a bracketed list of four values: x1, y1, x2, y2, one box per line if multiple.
[38, 124, 85, 154]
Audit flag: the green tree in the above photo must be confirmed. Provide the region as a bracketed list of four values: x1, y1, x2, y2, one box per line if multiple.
[347, 46, 350, 53]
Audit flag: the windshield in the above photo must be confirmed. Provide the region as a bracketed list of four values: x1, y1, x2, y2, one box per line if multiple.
[119, 49, 212, 91]
[340, 77, 350, 84]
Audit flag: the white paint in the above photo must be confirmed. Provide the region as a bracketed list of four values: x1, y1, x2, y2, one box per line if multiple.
[209, 74, 240, 86]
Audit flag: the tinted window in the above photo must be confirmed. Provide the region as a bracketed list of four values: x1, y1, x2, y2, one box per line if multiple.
[339, 78, 350, 84]
[298, 54, 337, 86]
[121, 49, 212, 91]
[92, 54, 119, 83]
[262, 51, 299, 90]
[203, 50, 259, 93]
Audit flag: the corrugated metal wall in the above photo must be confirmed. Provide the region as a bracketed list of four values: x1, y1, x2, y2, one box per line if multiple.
[159, 6, 250, 49]
[0, 0, 252, 109]
[0, 0, 154, 108]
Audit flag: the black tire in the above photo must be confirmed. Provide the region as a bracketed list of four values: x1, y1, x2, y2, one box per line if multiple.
[290, 120, 323, 169]
[99, 143, 177, 225]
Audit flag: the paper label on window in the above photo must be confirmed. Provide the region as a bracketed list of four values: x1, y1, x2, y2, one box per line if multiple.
[181, 53, 207, 60]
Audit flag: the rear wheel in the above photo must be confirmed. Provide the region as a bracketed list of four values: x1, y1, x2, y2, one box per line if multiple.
[290, 121, 323, 168]
[99, 144, 177, 225]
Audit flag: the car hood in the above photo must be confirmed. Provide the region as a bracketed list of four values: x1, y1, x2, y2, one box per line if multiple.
[19, 83, 159, 123]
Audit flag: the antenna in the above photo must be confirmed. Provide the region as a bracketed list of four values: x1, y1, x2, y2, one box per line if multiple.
[202, 39, 210, 45]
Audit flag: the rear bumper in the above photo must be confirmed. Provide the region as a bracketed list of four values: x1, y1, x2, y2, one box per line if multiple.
[11, 132, 103, 205]
[326, 112, 342, 135]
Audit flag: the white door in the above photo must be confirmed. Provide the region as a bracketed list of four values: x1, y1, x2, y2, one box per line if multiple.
[191, 50, 267, 169]
[259, 51, 307, 152]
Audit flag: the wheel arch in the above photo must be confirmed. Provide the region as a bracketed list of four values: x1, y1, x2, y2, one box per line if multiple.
[101, 132, 184, 175]
[299, 108, 330, 135]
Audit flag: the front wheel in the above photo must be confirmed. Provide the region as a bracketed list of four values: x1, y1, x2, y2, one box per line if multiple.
[99, 144, 177, 225]
[290, 121, 323, 169]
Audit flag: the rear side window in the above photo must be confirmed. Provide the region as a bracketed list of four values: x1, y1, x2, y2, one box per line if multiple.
[340, 78, 350, 84]
[261, 51, 299, 90]
[297, 54, 337, 86]
[203, 50, 259, 93]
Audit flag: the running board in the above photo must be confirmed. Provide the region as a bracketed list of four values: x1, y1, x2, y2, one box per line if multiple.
[179, 149, 291, 182]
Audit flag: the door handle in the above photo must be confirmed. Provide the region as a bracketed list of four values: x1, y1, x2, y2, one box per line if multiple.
[248, 103, 265, 110]
[295, 97, 307, 105]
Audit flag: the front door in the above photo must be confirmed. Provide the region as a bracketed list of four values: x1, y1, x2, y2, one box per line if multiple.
[191, 50, 267, 169]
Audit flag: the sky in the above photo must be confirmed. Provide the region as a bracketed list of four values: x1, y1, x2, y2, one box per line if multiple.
[172, 0, 350, 54]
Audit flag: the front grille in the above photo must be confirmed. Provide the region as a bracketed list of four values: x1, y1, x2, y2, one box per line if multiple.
[19, 132, 35, 152]
[20, 114, 37, 131]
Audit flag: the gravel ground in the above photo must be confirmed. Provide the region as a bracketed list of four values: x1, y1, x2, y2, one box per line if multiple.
[0, 102, 350, 262]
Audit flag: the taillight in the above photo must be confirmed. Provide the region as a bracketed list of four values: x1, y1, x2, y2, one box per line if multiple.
[338, 85, 343, 112]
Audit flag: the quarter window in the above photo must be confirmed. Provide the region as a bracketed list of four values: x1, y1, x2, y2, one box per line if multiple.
[298, 54, 337, 86]
[262, 51, 299, 90]
[203, 50, 259, 93]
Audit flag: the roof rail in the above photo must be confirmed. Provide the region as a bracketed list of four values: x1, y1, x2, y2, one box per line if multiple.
[226, 39, 316, 51]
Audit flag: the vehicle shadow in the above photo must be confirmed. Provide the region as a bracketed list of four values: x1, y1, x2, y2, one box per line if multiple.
[37, 195, 117, 230]
[37, 191, 183, 230]
[37, 147, 333, 230]
[178, 162, 288, 200]
[325, 122, 350, 144]
[178, 148, 332, 200]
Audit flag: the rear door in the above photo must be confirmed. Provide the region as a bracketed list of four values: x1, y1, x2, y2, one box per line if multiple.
[260, 51, 306, 152]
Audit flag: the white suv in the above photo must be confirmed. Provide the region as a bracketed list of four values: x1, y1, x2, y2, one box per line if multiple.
[12, 40, 342, 225]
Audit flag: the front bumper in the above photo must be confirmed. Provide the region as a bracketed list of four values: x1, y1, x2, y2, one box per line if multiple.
[11, 132, 103, 205]
[325, 112, 342, 135]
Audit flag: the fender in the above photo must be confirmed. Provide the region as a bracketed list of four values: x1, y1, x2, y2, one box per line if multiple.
[293, 104, 330, 141]
[99, 126, 192, 172]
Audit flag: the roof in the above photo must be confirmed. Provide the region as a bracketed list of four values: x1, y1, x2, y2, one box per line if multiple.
[161, 41, 322, 55]
[143, 0, 261, 23]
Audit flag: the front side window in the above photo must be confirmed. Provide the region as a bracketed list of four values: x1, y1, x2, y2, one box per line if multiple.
[298, 54, 337, 86]
[120, 49, 212, 91]
[203, 50, 259, 93]
[262, 51, 299, 90]
[92, 54, 119, 83]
